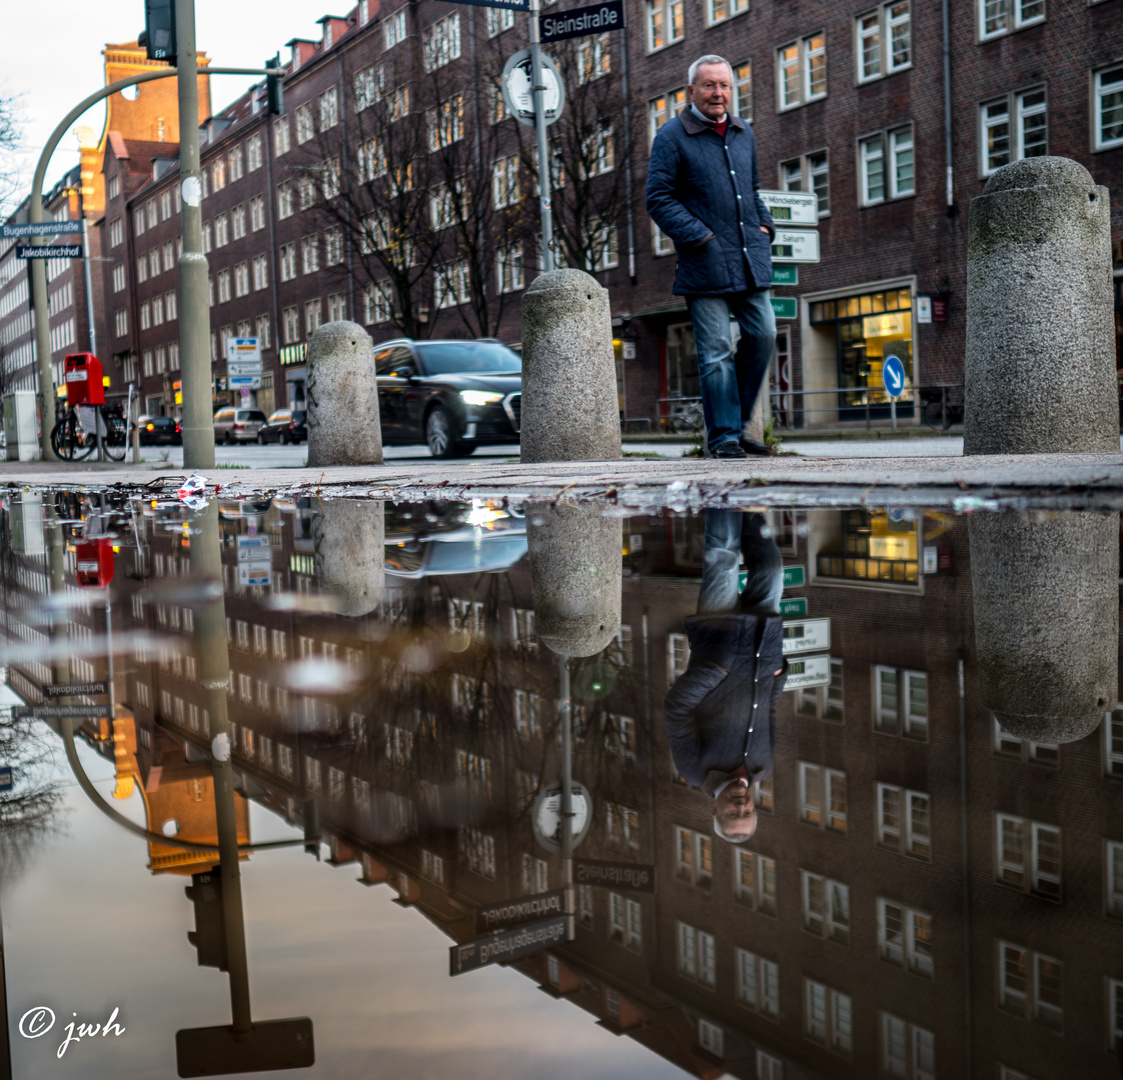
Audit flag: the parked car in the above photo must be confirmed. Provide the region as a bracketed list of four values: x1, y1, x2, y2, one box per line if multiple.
[133, 414, 181, 445]
[213, 407, 267, 443]
[257, 408, 307, 444]
[373, 339, 522, 458]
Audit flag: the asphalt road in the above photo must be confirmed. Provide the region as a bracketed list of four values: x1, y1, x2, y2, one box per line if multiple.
[131, 436, 966, 469]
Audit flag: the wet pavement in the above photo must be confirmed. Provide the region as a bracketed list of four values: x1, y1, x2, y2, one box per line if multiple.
[1, 488, 1121, 1079]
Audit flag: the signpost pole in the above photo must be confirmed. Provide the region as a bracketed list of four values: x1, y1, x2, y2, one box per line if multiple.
[559, 656, 574, 933]
[528, 0, 555, 274]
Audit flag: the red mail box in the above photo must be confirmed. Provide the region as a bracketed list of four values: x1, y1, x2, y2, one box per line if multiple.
[64, 353, 105, 406]
[76, 539, 115, 587]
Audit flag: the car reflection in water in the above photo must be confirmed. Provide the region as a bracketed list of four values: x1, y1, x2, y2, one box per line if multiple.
[384, 500, 527, 579]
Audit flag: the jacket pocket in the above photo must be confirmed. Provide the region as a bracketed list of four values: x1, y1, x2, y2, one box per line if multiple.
[677, 234, 733, 293]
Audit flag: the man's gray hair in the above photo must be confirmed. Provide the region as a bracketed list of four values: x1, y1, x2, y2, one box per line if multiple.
[713, 814, 757, 845]
[688, 54, 733, 86]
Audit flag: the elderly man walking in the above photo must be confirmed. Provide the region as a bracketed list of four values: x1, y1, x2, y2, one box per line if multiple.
[646, 54, 777, 458]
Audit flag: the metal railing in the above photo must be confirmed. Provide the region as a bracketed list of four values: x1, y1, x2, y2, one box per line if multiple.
[769, 383, 965, 431]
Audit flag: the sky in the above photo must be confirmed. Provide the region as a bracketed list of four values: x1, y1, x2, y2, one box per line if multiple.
[2, 0, 339, 207]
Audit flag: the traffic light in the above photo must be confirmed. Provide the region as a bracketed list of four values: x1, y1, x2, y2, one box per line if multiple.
[265, 55, 284, 116]
[139, 0, 177, 62]
[185, 869, 228, 970]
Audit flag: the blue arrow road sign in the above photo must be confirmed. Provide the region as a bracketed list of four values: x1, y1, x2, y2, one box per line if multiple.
[0, 766, 12, 792]
[883, 355, 905, 400]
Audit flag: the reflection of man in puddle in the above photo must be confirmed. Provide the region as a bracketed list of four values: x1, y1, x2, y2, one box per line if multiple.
[664, 509, 787, 843]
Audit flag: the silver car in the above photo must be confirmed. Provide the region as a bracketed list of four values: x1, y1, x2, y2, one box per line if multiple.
[213, 407, 267, 443]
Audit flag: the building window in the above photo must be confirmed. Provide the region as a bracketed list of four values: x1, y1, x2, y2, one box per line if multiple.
[736, 948, 779, 1016]
[302, 235, 319, 275]
[109, 217, 123, 246]
[458, 827, 496, 878]
[283, 306, 300, 344]
[804, 979, 852, 1052]
[233, 262, 249, 298]
[305, 299, 322, 336]
[995, 814, 1061, 899]
[881, 1013, 935, 1079]
[354, 64, 384, 111]
[778, 34, 827, 110]
[216, 270, 231, 304]
[605, 802, 639, 849]
[857, 2, 911, 83]
[992, 715, 1059, 765]
[675, 826, 713, 888]
[577, 33, 611, 83]
[114, 308, 129, 337]
[799, 763, 847, 831]
[112, 264, 126, 292]
[609, 892, 642, 950]
[279, 243, 296, 282]
[781, 151, 830, 217]
[423, 13, 461, 71]
[1094, 65, 1123, 151]
[247, 133, 263, 171]
[798, 657, 843, 719]
[859, 125, 914, 205]
[706, 0, 747, 25]
[364, 282, 394, 324]
[252, 254, 269, 291]
[328, 293, 347, 322]
[521, 852, 549, 893]
[978, 0, 1044, 41]
[649, 88, 687, 146]
[697, 1018, 723, 1057]
[652, 222, 674, 256]
[319, 87, 338, 132]
[492, 154, 521, 208]
[435, 261, 470, 308]
[1106, 709, 1123, 776]
[578, 883, 594, 926]
[667, 632, 691, 684]
[256, 315, 271, 349]
[1107, 841, 1123, 918]
[591, 223, 619, 271]
[998, 942, 1063, 1031]
[872, 666, 927, 738]
[878, 898, 934, 977]
[388, 85, 409, 121]
[582, 127, 615, 176]
[980, 88, 1047, 176]
[250, 195, 265, 231]
[294, 103, 314, 145]
[645, 0, 684, 51]
[427, 95, 465, 150]
[1109, 979, 1123, 1053]
[877, 783, 931, 859]
[273, 117, 290, 157]
[677, 922, 716, 986]
[383, 8, 408, 50]
[277, 181, 294, 219]
[801, 870, 849, 944]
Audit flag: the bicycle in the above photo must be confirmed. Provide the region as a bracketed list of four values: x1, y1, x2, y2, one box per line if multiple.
[668, 399, 706, 435]
[51, 401, 128, 462]
[920, 385, 964, 431]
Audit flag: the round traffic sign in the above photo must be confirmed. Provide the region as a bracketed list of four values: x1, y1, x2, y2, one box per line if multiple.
[533, 782, 591, 854]
[882, 354, 905, 400]
[501, 49, 566, 129]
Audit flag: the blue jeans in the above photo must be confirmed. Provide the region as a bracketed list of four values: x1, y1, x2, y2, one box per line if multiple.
[686, 289, 777, 453]
[698, 509, 783, 617]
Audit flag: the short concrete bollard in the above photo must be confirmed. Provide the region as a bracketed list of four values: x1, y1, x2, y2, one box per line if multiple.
[306, 321, 383, 467]
[520, 269, 621, 463]
[526, 503, 621, 657]
[314, 500, 385, 617]
[964, 156, 1117, 455]
[969, 512, 1118, 743]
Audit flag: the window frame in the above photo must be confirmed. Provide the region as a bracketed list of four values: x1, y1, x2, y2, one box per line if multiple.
[979, 86, 1049, 177]
[800, 869, 850, 944]
[736, 947, 780, 1017]
[704, 0, 748, 28]
[804, 978, 852, 1053]
[777, 33, 828, 112]
[877, 897, 934, 977]
[978, 0, 1045, 42]
[855, 2, 912, 85]
[644, 0, 684, 53]
[1094, 64, 1123, 152]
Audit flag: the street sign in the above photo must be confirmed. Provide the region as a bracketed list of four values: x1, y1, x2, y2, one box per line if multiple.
[770, 229, 820, 264]
[782, 617, 830, 656]
[758, 190, 819, 225]
[770, 297, 797, 320]
[44, 681, 108, 697]
[783, 565, 805, 589]
[771, 266, 798, 286]
[533, 781, 592, 854]
[16, 244, 82, 259]
[225, 337, 261, 365]
[883, 355, 906, 400]
[11, 705, 109, 719]
[2, 221, 83, 239]
[0, 767, 12, 792]
[450, 916, 570, 976]
[501, 49, 566, 129]
[227, 375, 262, 389]
[784, 654, 832, 690]
[779, 597, 807, 617]
[442, 0, 529, 8]
[237, 536, 272, 561]
[475, 889, 565, 934]
[573, 858, 655, 893]
[540, 0, 625, 42]
[176, 1019, 315, 1078]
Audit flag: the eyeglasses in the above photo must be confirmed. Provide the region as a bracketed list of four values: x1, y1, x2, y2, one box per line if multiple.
[697, 82, 731, 92]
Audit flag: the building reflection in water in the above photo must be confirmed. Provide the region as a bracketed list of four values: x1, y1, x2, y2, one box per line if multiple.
[2, 491, 1122, 1079]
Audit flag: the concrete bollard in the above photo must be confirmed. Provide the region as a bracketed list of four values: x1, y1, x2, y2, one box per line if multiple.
[520, 269, 621, 463]
[314, 500, 385, 617]
[526, 503, 621, 657]
[969, 512, 1118, 743]
[964, 157, 1117, 455]
[306, 321, 383, 467]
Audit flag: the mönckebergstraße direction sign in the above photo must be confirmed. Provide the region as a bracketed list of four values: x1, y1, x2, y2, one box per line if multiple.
[16, 244, 83, 259]
[540, 0, 625, 42]
[2, 221, 83, 238]
[450, 916, 570, 975]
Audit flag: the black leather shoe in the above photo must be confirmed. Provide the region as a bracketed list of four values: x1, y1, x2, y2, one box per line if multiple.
[714, 441, 749, 459]
[739, 437, 774, 457]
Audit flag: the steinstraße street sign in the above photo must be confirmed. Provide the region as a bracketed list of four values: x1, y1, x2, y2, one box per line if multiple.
[44, 681, 108, 697]
[540, 0, 625, 42]
[573, 858, 655, 893]
[16, 244, 83, 259]
[782, 618, 830, 656]
[475, 889, 565, 933]
[2, 221, 83, 238]
[450, 916, 570, 975]
[784, 654, 832, 690]
[501, 50, 565, 128]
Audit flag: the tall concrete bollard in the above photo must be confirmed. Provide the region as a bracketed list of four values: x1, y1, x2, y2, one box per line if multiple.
[526, 503, 621, 657]
[969, 512, 1118, 743]
[306, 321, 383, 467]
[964, 157, 1117, 455]
[521, 269, 621, 463]
[314, 500, 385, 617]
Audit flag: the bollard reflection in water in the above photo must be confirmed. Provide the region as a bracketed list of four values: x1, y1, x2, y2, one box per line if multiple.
[526, 504, 621, 658]
[969, 511, 1119, 742]
[312, 500, 385, 617]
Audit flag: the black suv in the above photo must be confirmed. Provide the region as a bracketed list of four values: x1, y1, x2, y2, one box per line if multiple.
[374, 339, 521, 458]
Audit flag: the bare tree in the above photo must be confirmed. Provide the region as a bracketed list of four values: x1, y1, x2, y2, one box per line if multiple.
[0, 91, 23, 221]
